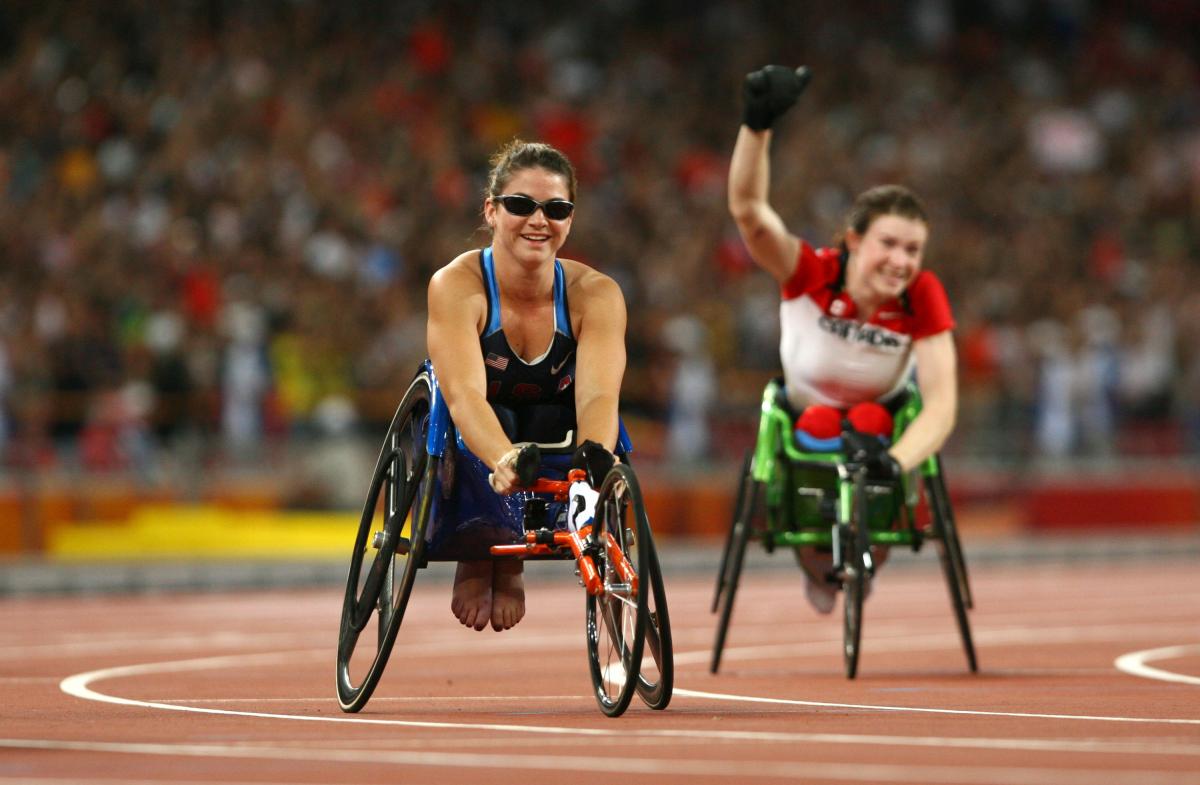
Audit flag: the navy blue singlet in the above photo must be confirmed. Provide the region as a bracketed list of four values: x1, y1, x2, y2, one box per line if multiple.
[478, 247, 577, 445]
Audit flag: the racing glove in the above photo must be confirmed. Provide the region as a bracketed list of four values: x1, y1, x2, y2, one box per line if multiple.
[841, 428, 902, 482]
[571, 439, 616, 488]
[742, 65, 811, 131]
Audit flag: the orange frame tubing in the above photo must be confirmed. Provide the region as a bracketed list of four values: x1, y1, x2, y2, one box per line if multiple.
[488, 469, 636, 598]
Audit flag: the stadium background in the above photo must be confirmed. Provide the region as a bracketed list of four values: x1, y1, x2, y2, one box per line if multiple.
[1, 0, 1197, 576]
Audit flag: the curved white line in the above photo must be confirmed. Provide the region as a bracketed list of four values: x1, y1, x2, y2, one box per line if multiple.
[61, 648, 1200, 732]
[677, 622, 1200, 666]
[1114, 644, 1200, 686]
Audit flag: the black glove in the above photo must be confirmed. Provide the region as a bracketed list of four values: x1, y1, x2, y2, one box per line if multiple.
[513, 442, 541, 488]
[841, 428, 901, 481]
[571, 439, 615, 487]
[742, 65, 811, 131]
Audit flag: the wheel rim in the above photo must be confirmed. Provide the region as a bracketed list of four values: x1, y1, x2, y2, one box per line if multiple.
[711, 474, 758, 675]
[586, 466, 647, 716]
[842, 479, 868, 679]
[336, 374, 431, 710]
[636, 541, 673, 709]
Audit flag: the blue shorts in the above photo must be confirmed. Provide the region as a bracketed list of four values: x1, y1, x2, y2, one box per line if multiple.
[422, 439, 574, 561]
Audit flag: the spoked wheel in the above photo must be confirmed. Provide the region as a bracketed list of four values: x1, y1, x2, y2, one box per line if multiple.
[841, 472, 870, 679]
[336, 372, 435, 712]
[925, 462, 978, 673]
[711, 453, 760, 674]
[586, 463, 650, 717]
[635, 536, 674, 710]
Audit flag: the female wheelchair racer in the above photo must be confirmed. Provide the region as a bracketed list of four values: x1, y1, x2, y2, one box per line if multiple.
[335, 361, 673, 717]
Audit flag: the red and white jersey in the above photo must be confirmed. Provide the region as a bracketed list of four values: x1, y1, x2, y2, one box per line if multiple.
[779, 242, 954, 410]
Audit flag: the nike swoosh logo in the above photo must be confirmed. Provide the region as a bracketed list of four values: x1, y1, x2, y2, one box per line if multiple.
[550, 351, 574, 375]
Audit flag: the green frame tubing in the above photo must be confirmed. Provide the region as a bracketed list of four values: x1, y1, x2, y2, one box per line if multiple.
[749, 380, 936, 551]
[712, 378, 976, 677]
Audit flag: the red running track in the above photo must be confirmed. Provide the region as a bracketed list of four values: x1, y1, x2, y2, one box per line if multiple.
[2, 559, 1199, 784]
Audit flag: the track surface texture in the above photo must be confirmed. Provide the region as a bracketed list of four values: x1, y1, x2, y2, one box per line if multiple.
[3, 554, 1199, 785]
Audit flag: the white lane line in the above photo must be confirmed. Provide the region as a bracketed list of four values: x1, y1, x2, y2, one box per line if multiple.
[1115, 645, 1200, 686]
[670, 688, 1200, 726]
[153, 695, 589, 704]
[0, 632, 315, 660]
[2, 738, 1197, 785]
[60, 650, 1200, 743]
[0, 628, 580, 661]
[678, 622, 1200, 666]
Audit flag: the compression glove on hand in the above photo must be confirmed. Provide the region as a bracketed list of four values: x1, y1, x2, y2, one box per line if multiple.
[571, 439, 616, 488]
[841, 428, 902, 481]
[742, 65, 811, 131]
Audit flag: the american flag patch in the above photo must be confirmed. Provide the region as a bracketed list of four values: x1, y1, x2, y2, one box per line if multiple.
[485, 353, 509, 371]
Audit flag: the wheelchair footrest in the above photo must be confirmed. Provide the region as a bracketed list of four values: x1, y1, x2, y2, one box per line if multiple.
[491, 543, 555, 557]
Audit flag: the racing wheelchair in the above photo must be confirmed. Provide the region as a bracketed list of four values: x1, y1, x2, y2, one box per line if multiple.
[336, 361, 673, 717]
[710, 378, 976, 678]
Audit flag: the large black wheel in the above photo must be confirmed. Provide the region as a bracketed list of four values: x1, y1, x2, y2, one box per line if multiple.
[586, 463, 650, 717]
[710, 454, 760, 674]
[931, 456, 973, 608]
[841, 472, 870, 679]
[712, 451, 752, 613]
[336, 372, 435, 712]
[635, 536, 674, 710]
[925, 461, 978, 673]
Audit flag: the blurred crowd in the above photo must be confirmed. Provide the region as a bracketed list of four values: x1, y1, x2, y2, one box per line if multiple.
[1, 0, 1198, 488]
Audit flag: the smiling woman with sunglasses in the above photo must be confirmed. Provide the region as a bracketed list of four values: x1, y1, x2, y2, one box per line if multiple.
[426, 139, 627, 633]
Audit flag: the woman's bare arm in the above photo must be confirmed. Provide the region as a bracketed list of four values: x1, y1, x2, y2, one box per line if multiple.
[571, 269, 626, 451]
[728, 125, 801, 283]
[889, 331, 958, 471]
[426, 257, 520, 488]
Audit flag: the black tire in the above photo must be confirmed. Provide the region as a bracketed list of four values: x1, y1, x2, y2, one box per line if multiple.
[710, 461, 760, 674]
[932, 456, 973, 608]
[712, 451, 753, 613]
[586, 463, 650, 717]
[841, 473, 869, 679]
[336, 372, 435, 712]
[636, 537, 674, 710]
[925, 464, 978, 673]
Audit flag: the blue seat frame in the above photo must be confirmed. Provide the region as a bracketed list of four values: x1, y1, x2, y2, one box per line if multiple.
[417, 359, 633, 562]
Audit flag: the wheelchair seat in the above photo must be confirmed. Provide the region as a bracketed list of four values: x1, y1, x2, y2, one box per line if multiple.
[414, 360, 634, 561]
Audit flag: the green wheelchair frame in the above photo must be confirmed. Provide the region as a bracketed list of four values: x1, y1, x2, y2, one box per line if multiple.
[710, 379, 977, 678]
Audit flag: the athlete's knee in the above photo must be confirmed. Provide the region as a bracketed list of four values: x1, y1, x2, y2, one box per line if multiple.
[794, 405, 842, 440]
[846, 402, 893, 439]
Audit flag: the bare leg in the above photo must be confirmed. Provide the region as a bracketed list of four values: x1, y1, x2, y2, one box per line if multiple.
[451, 560, 493, 631]
[490, 559, 526, 631]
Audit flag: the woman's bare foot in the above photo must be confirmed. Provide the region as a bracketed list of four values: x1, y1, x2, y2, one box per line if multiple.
[451, 560, 493, 631]
[490, 559, 525, 631]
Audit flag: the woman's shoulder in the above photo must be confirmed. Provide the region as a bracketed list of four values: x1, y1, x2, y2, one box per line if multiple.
[430, 250, 485, 289]
[428, 251, 488, 315]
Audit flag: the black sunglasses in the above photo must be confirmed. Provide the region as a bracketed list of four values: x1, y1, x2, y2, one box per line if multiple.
[494, 194, 575, 221]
